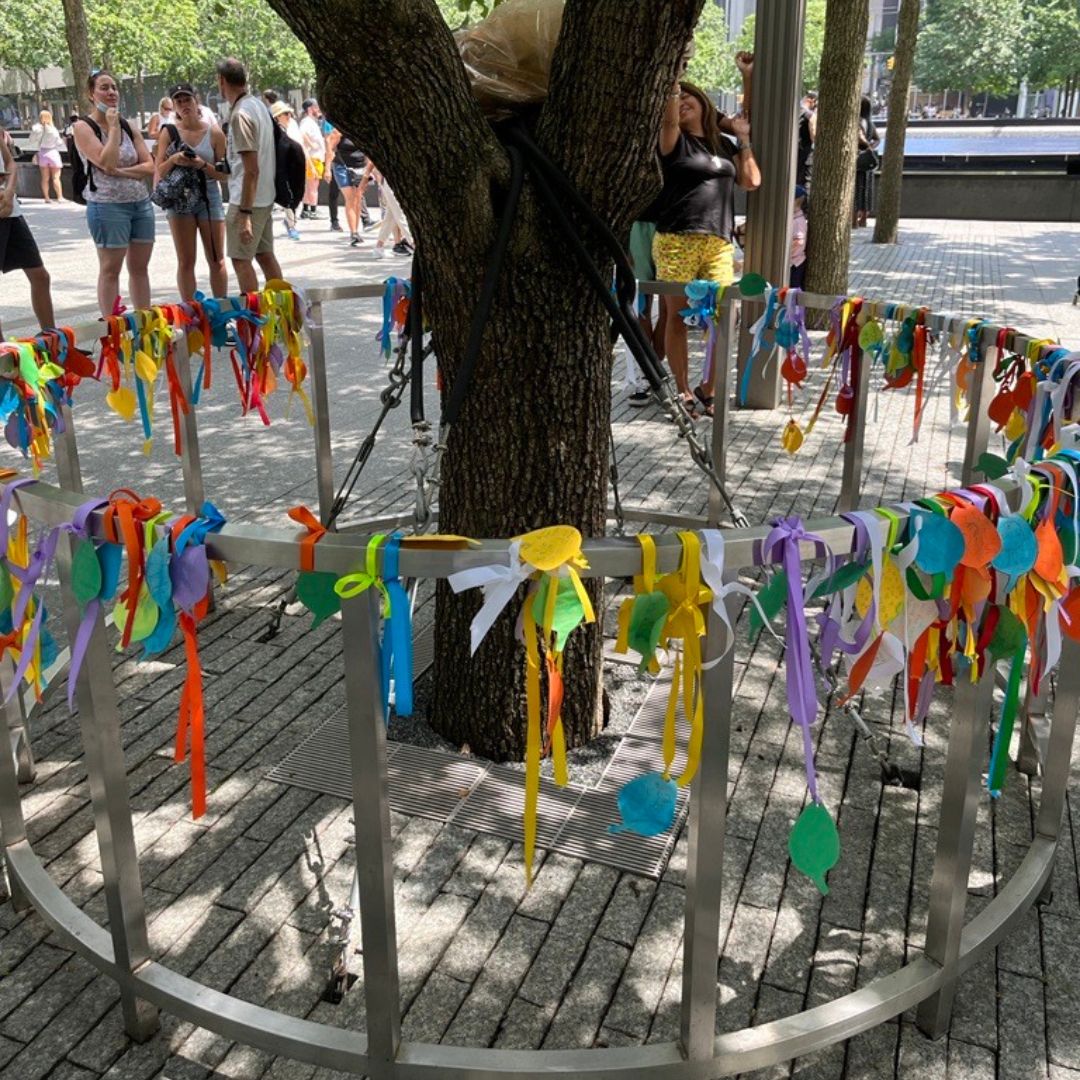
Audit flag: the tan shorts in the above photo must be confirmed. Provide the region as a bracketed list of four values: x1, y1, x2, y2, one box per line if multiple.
[225, 204, 274, 261]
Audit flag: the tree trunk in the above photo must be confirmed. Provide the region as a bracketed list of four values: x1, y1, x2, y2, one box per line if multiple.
[60, 0, 92, 111]
[872, 0, 918, 244]
[804, 0, 870, 301]
[270, 0, 704, 759]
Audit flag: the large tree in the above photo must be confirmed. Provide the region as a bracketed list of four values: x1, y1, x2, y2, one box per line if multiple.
[0, 0, 67, 111]
[61, 0, 93, 110]
[804, 0, 870, 301]
[873, 0, 920, 244]
[267, 0, 704, 758]
[736, 0, 826, 94]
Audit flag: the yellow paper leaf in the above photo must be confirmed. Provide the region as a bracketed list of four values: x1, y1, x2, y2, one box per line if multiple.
[855, 556, 904, 626]
[105, 386, 138, 421]
[516, 525, 582, 572]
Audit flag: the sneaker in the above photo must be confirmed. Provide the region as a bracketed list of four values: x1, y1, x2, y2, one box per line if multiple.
[628, 389, 651, 407]
[392, 240, 414, 255]
[299, 207, 312, 219]
[361, 213, 373, 229]
[372, 246, 388, 259]
[307, 210, 323, 219]
[350, 233, 363, 247]
[287, 227, 301, 241]
[330, 221, 343, 232]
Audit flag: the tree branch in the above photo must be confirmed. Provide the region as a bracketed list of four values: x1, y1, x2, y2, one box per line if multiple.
[536, 0, 705, 227]
[268, 0, 507, 250]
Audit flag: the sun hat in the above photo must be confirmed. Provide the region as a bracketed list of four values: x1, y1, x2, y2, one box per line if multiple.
[270, 101, 294, 119]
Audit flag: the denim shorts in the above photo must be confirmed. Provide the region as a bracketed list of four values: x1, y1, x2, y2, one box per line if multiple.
[86, 198, 156, 249]
[331, 162, 362, 190]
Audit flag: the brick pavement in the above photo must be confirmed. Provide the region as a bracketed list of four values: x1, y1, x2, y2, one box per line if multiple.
[0, 219, 1079, 1079]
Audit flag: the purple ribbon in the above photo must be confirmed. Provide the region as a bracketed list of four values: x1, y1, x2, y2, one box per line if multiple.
[761, 516, 834, 803]
[816, 513, 877, 665]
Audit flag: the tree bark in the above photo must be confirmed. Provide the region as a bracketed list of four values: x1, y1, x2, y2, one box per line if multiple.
[804, 0, 870, 301]
[60, 0, 92, 111]
[270, 0, 703, 759]
[872, 0, 919, 244]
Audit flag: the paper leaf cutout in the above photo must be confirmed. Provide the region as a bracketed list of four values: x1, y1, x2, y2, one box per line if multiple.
[141, 600, 177, 657]
[71, 539, 103, 609]
[1034, 516, 1065, 583]
[812, 560, 870, 599]
[113, 586, 159, 647]
[789, 802, 840, 895]
[1060, 588, 1080, 643]
[912, 512, 965, 576]
[171, 546, 210, 612]
[627, 591, 671, 668]
[98, 543, 123, 602]
[0, 568, 13, 613]
[989, 606, 1027, 661]
[738, 272, 767, 297]
[855, 557, 904, 626]
[608, 772, 678, 836]
[952, 505, 1002, 567]
[531, 574, 586, 653]
[105, 386, 138, 421]
[517, 526, 582, 572]
[992, 516, 1037, 577]
[296, 570, 341, 628]
[749, 570, 788, 636]
[145, 538, 173, 608]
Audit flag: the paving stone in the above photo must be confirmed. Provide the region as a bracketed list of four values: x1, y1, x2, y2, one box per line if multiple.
[595, 874, 657, 948]
[995, 842, 1043, 979]
[736, 983, 804, 1080]
[949, 941, 999, 1052]
[38, 1062, 98, 1080]
[515, 852, 580, 923]
[438, 885, 519, 984]
[493, 997, 553, 1051]
[895, 1021, 948, 1078]
[0, 942, 68, 1017]
[819, 804, 877, 931]
[1044, 913, 1080, 1071]
[998, 970, 1048, 1080]
[517, 862, 619, 1007]
[0, 1034, 24, 1069]
[441, 833, 512, 899]
[946, 1036, 998, 1079]
[398, 891, 474, 1010]
[843, 1019, 899, 1079]
[0, 953, 99, 1042]
[604, 881, 685, 1038]
[543, 937, 630, 1050]
[401, 971, 471, 1043]
[718, 902, 778, 1033]
[442, 915, 549, 1047]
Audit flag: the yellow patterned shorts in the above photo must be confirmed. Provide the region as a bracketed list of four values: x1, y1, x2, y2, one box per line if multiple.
[652, 232, 734, 286]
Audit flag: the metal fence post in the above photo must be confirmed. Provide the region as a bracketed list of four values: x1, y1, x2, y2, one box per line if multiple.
[54, 531, 159, 1041]
[838, 345, 872, 512]
[916, 661, 995, 1039]
[340, 589, 401, 1071]
[173, 334, 207, 518]
[307, 301, 335, 526]
[680, 584, 737, 1060]
[54, 403, 85, 494]
[1034, 639, 1080, 901]
[0, 656, 31, 910]
[708, 298, 737, 525]
[960, 334, 998, 487]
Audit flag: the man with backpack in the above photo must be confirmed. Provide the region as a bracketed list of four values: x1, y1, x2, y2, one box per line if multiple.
[216, 57, 283, 293]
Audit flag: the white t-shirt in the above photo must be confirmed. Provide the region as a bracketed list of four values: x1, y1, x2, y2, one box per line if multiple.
[226, 93, 276, 208]
[199, 104, 219, 128]
[299, 114, 325, 161]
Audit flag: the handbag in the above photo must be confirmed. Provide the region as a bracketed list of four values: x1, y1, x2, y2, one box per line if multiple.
[150, 125, 208, 215]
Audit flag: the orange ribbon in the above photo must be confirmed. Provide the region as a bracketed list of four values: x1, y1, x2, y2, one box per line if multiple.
[287, 505, 326, 572]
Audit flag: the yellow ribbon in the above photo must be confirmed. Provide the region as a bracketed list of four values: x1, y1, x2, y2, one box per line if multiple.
[333, 534, 391, 613]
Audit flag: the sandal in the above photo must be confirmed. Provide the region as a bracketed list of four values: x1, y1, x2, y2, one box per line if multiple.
[671, 394, 699, 421]
[693, 386, 716, 417]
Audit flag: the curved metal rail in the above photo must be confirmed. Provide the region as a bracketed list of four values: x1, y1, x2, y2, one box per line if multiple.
[0, 477, 1075, 1077]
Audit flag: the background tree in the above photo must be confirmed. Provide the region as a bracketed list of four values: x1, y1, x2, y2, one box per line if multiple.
[873, 0, 919, 244]
[61, 0, 93, 112]
[685, 1, 738, 95]
[0, 0, 67, 112]
[1021, 0, 1080, 110]
[736, 0, 826, 93]
[804, 0, 870, 301]
[914, 0, 1023, 112]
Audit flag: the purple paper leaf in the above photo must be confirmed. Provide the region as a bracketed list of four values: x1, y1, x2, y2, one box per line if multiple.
[170, 546, 209, 612]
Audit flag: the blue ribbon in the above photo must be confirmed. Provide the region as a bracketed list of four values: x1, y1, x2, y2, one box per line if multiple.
[739, 287, 779, 406]
[379, 533, 413, 719]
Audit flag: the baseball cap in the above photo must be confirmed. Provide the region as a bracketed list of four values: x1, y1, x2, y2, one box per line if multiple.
[794, 184, 808, 198]
[270, 101, 293, 119]
[169, 83, 196, 99]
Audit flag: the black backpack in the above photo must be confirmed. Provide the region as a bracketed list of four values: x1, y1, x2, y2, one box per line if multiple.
[67, 115, 138, 205]
[272, 121, 305, 211]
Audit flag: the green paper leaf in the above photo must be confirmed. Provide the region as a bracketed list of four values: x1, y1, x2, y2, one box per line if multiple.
[71, 539, 103, 609]
[789, 801, 840, 895]
[858, 320, 883, 349]
[738, 272, 767, 297]
[0, 568, 12, 613]
[811, 559, 870, 599]
[532, 575, 586, 653]
[627, 591, 671, 668]
[988, 606, 1027, 661]
[296, 570, 342, 629]
[112, 586, 159, 648]
[976, 452, 1010, 480]
[749, 570, 787, 636]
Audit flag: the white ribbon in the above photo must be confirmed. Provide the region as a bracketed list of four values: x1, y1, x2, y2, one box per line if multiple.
[448, 540, 533, 655]
[698, 529, 782, 660]
[892, 515, 924, 745]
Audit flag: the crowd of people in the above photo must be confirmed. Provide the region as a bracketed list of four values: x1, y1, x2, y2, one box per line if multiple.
[0, 57, 415, 334]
